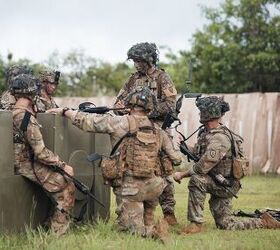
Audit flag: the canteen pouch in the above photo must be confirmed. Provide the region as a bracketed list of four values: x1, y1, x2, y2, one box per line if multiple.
[100, 154, 121, 180]
[232, 157, 249, 179]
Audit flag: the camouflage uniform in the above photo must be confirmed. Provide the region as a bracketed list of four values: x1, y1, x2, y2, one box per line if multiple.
[188, 126, 263, 229]
[114, 43, 178, 218]
[11, 74, 75, 235]
[40, 94, 58, 110]
[70, 111, 182, 236]
[187, 97, 263, 230]
[39, 69, 59, 110]
[0, 90, 16, 110]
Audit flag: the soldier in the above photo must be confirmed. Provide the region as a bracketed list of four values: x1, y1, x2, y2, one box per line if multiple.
[114, 42, 179, 225]
[173, 96, 280, 234]
[11, 74, 75, 235]
[48, 87, 182, 242]
[0, 64, 32, 110]
[38, 69, 60, 110]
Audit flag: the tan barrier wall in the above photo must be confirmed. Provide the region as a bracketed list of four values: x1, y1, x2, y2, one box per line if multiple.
[55, 92, 280, 175]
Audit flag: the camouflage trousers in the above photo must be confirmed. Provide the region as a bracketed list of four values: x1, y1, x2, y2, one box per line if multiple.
[159, 176, 176, 215]
[188, 174, 263, 230]
[16, 161, 75, 235]
[113, 174, 166, 236]
[157, 124, 177, 216]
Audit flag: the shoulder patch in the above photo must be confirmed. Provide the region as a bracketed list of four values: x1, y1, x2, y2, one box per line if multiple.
[209, 150, 216, 158]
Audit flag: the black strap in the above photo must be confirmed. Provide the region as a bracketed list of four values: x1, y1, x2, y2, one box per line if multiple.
[110, 132, 133, 156]
[223, 126, 237, 158]
[20, 111, 32, 132]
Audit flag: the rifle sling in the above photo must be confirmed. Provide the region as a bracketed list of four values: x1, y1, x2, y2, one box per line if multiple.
[20, 111, 32, 132]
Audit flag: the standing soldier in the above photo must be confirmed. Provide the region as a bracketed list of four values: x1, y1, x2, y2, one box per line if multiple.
[11, 74, 75, 235]
[48, 87, 182, 242]
[38, 69, 60, 110]
[114, 42, 179, 225]
[0, 64, 32, 110]
[173, 96, 280, 234]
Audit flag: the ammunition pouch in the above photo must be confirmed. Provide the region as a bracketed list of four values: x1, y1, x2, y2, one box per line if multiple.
[100, 153, 123, 181]
[232, 157, 249, 180]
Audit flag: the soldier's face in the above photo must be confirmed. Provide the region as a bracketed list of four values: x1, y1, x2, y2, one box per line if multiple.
[46, 82, 57, 95]
[134, 60, 149, 73]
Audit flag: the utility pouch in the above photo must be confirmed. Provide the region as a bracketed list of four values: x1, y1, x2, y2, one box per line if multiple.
[232, 157, 249, 179]
[100, 153, 122, 180]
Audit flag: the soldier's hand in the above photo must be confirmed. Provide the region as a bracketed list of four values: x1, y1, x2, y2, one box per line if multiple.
[64, 165, 74, 176]
[114, 100, 125, 109]
[173, 172, 184, 184]
[47, 108, 64, 115]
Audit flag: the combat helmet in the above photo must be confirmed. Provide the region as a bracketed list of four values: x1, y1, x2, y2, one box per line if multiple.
[39, 69, 60, 85]
[196, 96, 230, 123]
[127, 42, 159, 65]
[10, 74, 41, 99]
[6, 65, 32, 85]
[124, 86, 157, 112]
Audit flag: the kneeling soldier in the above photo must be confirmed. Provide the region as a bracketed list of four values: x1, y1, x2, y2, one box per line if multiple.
[174, 96, 280, 234]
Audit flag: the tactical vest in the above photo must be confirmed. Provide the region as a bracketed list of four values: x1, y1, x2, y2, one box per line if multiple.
[40, 96, 58, 110]
[194, 126, 245, 178]
[127, 70, 164, 100]
[121, 116, 161, 178]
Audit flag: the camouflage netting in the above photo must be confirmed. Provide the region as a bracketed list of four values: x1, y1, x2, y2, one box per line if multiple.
[55, 93, 280, 175]
[39, 69, 60, 84]
[6, 65, 33, 85]
[127, 42, 159, 65]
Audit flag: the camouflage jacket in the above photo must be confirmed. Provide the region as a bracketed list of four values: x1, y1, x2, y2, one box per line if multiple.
[71, 111, 182, 166]
[114, 68, 177, 120]
[192, 125, 244, 178]
[13, 106, 65, 173]
[0, 91, 16, 110]
[39, 95, 58, 111]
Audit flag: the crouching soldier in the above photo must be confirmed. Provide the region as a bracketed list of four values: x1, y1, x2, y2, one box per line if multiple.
[48, 87, 182, 243]
[11, 74, 75, 235]
[173, 96, 280, 234]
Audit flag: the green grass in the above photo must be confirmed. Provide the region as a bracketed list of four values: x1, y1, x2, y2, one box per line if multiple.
[1, 175, 280, 250]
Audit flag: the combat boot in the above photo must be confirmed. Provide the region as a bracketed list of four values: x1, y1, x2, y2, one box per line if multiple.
[153, 219, 170, 244]
[261, 212, 280, 229]
[164, 213, 178, 226]
[180, 222, 203, 235]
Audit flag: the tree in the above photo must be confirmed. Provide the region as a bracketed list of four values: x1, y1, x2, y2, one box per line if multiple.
[190, 0, 280, 93]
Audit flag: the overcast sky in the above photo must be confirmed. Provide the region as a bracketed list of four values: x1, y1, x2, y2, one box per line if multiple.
[0, 0, 222, 64]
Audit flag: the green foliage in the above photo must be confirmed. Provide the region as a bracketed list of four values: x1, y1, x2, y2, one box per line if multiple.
[0, 176, 280, 249]
[190, 0, 280, 92]
[0, 0, 279, 96]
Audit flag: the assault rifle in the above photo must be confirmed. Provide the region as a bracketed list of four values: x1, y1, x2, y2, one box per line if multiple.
[234, 209, 280, 221]
[162, 59, 201, 130]
[49, 164, 105, 208]
[179, 140, 238, 199]
[78, 102, 126, 114]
